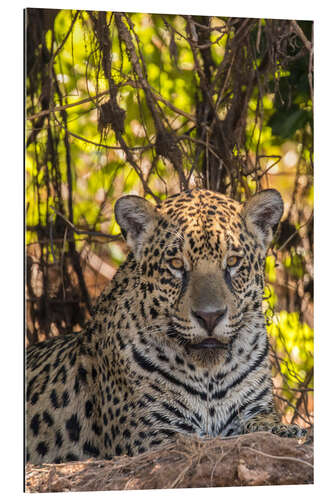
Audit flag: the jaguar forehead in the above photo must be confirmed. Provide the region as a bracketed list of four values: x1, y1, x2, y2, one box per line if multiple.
[158, 189, 242, 254]
[159, 188, 241, 222]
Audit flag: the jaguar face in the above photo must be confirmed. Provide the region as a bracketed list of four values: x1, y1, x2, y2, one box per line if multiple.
[115, 188, 283, 365]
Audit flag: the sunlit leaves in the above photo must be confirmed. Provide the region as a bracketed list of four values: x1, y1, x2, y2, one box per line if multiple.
[265, 255, 277, 283]
[268, 311, 313, 398]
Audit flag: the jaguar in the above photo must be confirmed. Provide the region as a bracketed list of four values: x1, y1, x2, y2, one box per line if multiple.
[26, 188, 305, 464]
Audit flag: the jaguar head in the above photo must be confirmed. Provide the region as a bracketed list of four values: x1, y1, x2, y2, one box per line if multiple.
[115, 189, 283, 365]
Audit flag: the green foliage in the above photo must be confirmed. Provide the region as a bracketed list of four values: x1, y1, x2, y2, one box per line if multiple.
[267, 311, 313, 398]
[268, 22, 313, 142]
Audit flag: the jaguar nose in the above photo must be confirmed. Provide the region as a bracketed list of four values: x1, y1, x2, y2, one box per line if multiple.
[192, 308, 227, 334]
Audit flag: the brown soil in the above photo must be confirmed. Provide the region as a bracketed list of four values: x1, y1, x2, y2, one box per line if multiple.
[25, 432, 313, 493]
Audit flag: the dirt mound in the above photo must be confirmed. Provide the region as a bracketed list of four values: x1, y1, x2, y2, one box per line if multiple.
[25, 432, 313, 493]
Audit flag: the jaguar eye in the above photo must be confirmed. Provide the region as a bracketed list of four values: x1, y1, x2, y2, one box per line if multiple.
[227, 255, 240, 267]
[169, 258, 184, 270]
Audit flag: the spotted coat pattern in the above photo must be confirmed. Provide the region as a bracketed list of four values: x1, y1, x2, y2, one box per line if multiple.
[26, 189, 305, 464]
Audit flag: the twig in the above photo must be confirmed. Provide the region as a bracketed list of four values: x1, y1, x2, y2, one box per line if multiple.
[27, 90, 109, 121]
[258, 156, 282, 180]
[279, 211, 314, 252]
[50, 206, 122, 241]
[45, 11, 80, 128]
[290, 20, 312, 53]
[27, 84, 196, 124]
[308, 23, 314, 104]
[52, 11, 80, 61]
[242, 446, 313, 469]
[274, 393, 313, 426]
[168, 461, 192, 488]
[256, 19, 262, 52]
[49, 212, 56, 262]
[291, 21, 313, 102]
[55, 121, 153, 152]
[291, 21, 313, 104]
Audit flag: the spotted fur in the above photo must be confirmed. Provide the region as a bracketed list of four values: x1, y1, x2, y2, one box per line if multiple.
[26, 188, 305, 464]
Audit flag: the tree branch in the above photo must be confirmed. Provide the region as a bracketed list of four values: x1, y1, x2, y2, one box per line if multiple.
[290, 20, 312, 53]
[50, 206, 122, 241]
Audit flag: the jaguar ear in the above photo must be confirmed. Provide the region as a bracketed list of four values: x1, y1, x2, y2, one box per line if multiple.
[115, 195, 158, 259]
[242, 189, 284, 250]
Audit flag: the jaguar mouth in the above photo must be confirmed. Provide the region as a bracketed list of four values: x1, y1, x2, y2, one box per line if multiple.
[188, 338, 227, 350]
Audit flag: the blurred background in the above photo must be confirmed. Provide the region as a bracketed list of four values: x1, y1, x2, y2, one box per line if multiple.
[25, 9, 313, 429]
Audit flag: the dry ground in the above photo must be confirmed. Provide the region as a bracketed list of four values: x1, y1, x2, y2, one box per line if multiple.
[25, 431, 313, 493]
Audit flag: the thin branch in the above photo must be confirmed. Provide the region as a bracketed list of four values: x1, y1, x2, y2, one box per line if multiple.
[242, 446, 313, 469]
[290, 20, 312, 53]
[27, 91, 109, 121]
[279, 211, 314, 252]
[27, 84, 196, 123]
[258, 156, 282, 179]
[50, 111, 153, 151]
[274, 393, 312, 426]
[50, 206, 122, 241]
[52, 11, 80, 61]
[290, 20, 313, 104]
